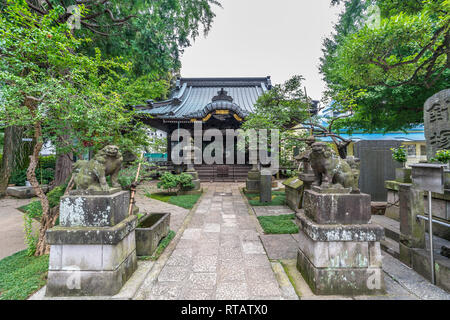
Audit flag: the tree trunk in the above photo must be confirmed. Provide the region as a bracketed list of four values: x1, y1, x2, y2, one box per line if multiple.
[24, 96, 57, 256]
[337, 144, 348, 159]
[53, 152, 73, 187]
[0, 126, 33, 195]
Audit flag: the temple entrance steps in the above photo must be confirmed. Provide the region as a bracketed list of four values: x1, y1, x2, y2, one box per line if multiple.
[194, 164, 252, 182]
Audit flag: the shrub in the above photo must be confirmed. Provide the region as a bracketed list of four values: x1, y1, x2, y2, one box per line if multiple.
[118, 166, 139, 189]
[431, 149, 450, 164]
[390, 146, 407, 164]
[178, 173, 195, 191]
[39, 155, 56, 170]
[157, 172, 194, 192]
[157, 172, 179, 193]
[10, 169, 27, 186]
[8, 155, 56, 186]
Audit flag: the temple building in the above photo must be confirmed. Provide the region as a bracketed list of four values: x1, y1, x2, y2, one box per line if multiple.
[136, 77, 272, 181]
[136, 76, 318, 182]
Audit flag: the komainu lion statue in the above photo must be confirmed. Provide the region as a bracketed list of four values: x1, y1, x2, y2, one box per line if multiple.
[309, 142, 360, 193]
[73, 145, 123, 192]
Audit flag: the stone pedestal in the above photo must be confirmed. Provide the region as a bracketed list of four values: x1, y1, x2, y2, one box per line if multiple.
[245, 168, 260, 194]
[282, 177, 303, 212]
[185, 169, 202, 192]
[296, 188, 385, 295]
[45, 190, 137, 297]
[398, 183, 426, 266]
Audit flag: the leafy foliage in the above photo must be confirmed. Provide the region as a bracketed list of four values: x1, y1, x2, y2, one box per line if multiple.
[148, 192, 201, 209]
[257, 214, 299, 234]
[390, 146, 407, 163]
[157, 172, 194, 192]
[431, 149, 450, 163]
[245, 191, 287, 206]
[321, 0, 450, 132]
[0, 250, 49, 300]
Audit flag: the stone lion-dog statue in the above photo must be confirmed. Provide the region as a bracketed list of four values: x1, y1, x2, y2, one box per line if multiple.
[309, 142, 360, 193]
[73, 145, 123, 192]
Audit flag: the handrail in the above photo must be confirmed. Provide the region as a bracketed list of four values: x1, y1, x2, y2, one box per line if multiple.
[416, 215, 450, 228]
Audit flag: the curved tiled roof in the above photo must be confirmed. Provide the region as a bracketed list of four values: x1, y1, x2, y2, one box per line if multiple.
[138, 77, 271, 120]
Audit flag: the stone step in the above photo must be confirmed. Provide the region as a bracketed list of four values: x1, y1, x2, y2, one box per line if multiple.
[380, 237, 400, 260]
[371, 215, 400, 242]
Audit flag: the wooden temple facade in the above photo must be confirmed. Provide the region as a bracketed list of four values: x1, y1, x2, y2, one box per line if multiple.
[136, 77, 273, 181]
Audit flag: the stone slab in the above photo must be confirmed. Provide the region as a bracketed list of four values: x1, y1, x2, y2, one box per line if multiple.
[260, 234, 298, 259]
[46, 215, 137, 245]
[295, 211, 384, 242]
[304, 189, 371, 225]
[46, 248, 137, 297]
[6, 185, 49, 199]
[49, 232, 136, 271]
[296, 249, 385, 296]
[60, 191, 130, 227]
[294, 229, 382, 269]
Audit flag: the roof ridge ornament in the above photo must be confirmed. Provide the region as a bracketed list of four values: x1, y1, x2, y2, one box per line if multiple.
[212, 88, 233, 103]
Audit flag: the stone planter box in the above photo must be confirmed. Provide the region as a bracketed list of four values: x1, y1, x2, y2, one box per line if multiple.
[395, 167, 411, 183]
[136, 213, 170, 256]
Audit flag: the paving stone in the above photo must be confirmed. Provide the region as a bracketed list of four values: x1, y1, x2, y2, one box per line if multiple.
[149, 281, 184, 300]
[239, 230, 260, 241]
[244, 254, 273, 268]
[203, 223, 221, 233]
[220, 246, 243, 260]
[260, 234, 299, 259]
[181, 289, 214, 300]
[247, 280, 281, 297]
[181, 228, 202, 240]
[246, 266, 277, 284]
[189, 273, 217, 290]
[242, 240, 266, 254]
[158, 266, 190, 282]
[193, 255, 218, 272]
[217, 266, 246, 283]
[216, 282, 249, 300]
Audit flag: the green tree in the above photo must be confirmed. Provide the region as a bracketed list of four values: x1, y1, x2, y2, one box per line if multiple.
[242, 76, 352, 160]
[0, 2, 147, 255]
[321, 0, 450, 132]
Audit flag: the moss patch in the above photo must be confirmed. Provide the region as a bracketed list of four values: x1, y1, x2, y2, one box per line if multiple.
[257, 214, 298, 234]
[245, 191, 286, 206]
[138, 230, 176, 261]
[147, 192, 201, 209]
[0, 250, 49, 300]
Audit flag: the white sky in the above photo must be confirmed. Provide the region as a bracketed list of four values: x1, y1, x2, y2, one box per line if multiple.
[180, 0, 344, 101]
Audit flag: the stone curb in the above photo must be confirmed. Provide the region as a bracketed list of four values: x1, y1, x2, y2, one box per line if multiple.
[239, 187, 265, 235]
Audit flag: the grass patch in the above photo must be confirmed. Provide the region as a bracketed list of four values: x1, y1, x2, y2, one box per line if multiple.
[0, 250, 49, 300]
[245, 191, 286, 206]
[257, 214, 299, 234]
[147, 192, 201, 209]
[138, 230, 176, 261]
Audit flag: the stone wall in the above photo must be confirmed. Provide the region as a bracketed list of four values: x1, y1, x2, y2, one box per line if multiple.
[385, 180, 450, 240]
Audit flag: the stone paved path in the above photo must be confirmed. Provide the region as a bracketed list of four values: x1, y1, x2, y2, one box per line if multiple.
[135, 181, 189, 233]
[142, 183, 284, 300]
[0, 197, 36, 259]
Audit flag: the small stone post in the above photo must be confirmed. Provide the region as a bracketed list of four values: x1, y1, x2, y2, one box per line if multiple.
[398, 183, 426, 266]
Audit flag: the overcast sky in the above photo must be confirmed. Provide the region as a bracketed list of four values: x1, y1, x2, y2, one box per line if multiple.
[180, 0, 344, 101]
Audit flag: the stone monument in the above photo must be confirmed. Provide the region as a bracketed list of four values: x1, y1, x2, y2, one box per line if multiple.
[296, 142, 385, 295]
[45, 145, 137, 297]
[245, 148, 260, 194]
[424, 89, 450, 160]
